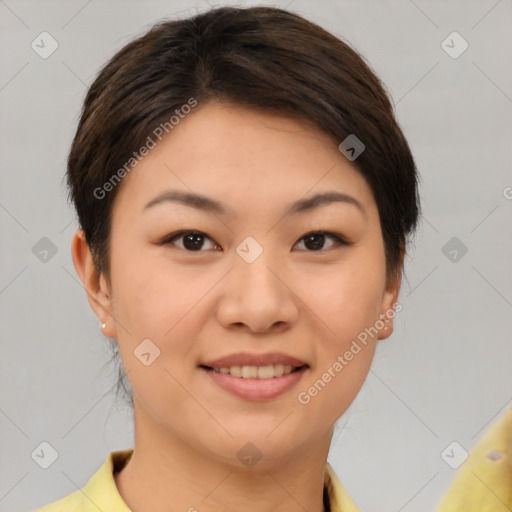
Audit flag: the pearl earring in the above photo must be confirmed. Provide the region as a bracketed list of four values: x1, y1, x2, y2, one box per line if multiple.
[100, 321, 107, 330]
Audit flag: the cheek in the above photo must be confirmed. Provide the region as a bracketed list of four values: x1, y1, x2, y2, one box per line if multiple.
[109, 256, 210, 420]
[294, 276, 382, 423]
[294, 257, 386, 345]
[110, 243, 215, 339]
[296, 342, 375, 431]
[291, 255, 385, 411]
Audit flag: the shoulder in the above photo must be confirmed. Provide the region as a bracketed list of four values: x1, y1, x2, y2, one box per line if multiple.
[325, 462, 362, 512]
[34, 489, 84, 512]
[436, 408, 512, 511]
[32, 449, 134, 512]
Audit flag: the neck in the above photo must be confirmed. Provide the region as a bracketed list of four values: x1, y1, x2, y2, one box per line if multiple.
[114, 407, 333, 512]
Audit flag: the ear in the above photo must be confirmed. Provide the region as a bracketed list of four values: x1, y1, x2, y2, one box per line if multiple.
[377, 249, 404, 340]
[377, 275, 401, 340]
[71, 229, 117, 339]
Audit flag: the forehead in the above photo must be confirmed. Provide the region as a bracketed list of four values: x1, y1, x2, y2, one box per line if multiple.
[111, 101, 377, 220]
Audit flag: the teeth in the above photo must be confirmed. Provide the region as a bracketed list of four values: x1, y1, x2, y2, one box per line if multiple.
[230, 366, 242, 377]
[211, 364, 300, 379]
[273, 364, 284, 377]
[242, 366, 258, 379]
[257, 365, 274, 379]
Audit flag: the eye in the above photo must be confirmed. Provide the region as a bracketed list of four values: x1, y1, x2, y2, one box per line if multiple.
[161, 230, 221, 251]
[294, 231, 349, 251]
[160, 230, 349, 252]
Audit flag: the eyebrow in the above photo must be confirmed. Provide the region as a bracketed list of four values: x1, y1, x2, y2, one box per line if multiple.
[144, 190, 366, 217]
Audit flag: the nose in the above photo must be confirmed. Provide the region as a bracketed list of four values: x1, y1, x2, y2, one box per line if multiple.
[215, 249, 299, 334]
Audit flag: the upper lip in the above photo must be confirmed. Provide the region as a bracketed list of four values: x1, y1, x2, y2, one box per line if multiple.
[201, 352, 308, 369]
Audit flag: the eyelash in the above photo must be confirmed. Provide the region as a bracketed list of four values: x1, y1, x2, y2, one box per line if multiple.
[159, 230, 350, 252]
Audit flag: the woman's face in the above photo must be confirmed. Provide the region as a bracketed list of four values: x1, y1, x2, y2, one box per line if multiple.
[80, 101, 399, 466]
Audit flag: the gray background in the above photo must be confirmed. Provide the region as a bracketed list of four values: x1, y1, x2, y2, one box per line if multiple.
[1, 0, 511, 511]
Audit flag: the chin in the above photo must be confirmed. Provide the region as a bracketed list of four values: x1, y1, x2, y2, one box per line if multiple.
[198, 423, 314, 468]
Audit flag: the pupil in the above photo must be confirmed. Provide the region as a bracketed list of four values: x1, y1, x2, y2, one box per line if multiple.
[305, 233, 324, 251]
[184, 233, 203, 250]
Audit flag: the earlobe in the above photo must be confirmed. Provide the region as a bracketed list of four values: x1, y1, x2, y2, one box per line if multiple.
[71, 229, 117, 338]
[377, 275, 402, 340]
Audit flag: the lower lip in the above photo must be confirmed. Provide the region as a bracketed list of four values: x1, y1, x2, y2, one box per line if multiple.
[201, 366, 308, 401]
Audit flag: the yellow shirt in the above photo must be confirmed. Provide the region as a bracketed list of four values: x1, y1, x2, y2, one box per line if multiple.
[436, 407, 512, 511]
[35, 449, 361, 512]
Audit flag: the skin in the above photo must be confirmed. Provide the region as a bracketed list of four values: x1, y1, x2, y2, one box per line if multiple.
[72, 101, 401, 512]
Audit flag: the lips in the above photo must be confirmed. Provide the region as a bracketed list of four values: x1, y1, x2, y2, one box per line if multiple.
[201, 352, 308, 369]
[199, 352, 309, 400]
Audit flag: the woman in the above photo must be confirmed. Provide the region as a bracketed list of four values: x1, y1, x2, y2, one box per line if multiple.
[36, 6, 419, 511]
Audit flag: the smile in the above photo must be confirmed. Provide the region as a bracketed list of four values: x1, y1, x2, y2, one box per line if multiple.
[199, 364, 308, 401]
[203, 363, 303, 379]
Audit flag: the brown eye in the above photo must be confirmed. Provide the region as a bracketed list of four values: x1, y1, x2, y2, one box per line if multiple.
[163, 231, 220, 251]
[295, 231, 348, 251]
